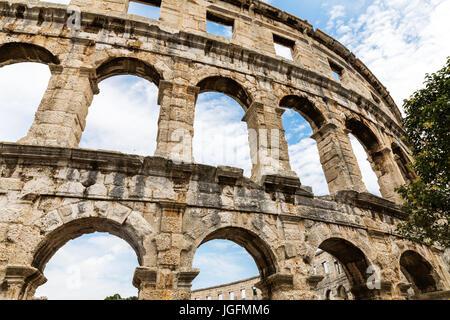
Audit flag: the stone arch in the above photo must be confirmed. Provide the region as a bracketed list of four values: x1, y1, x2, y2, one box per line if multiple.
[279, 95, 326, 131]
[0, 42, 60, 68]
[337, 285, 348, 300]
[317, 237, 374, 300]
[345, 116, 406, 201]
[345, 117, 381, 154]
[345, 116, 389, 195]
[196, 76, 253, 110]
[192, 226, 278, 280]
[400, 250, 438, 295]
[32, 216, 147, 273]
[95, 57, 162, 86]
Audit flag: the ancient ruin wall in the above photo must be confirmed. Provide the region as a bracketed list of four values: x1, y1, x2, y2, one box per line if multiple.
[0, 0, 449, 300]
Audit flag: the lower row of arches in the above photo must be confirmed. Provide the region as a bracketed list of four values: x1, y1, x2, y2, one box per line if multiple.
[24, 220, 443, 300]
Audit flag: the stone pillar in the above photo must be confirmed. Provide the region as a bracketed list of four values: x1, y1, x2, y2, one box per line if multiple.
[19, 65, 97, 148]
[0, 265, 47, 300]
[256, 274, 320, 300]
[247, 3, 279, 55]
[243, 103, 298, 184]
[256, 274, 294, 300]
[155, 81, 199, 163]
[311, 123, 367, 194]
[133, 267, 199, 300]
[133, 201, 199, 300]
[369, 148, 405, 203]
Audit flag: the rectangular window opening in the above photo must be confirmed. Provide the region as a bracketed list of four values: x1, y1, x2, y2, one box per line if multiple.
[273, 34, 295, 61]
[206, 12, 234, 39]
[241, 289, 246, 300]
[218, 293, 223, 300]
[322, 261, 329, 274]
[128, 0, 161, 21]
[229, 291, 234, 300]
[335, 261, 341, 274]
[329, 60, 343, 82]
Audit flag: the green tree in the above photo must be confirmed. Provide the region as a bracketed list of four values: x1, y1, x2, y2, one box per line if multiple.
[396, 57, 450, 248]
[105, 293, 138, 300]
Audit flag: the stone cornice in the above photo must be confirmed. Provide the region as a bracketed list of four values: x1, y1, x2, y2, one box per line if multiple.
[0, 1, 405, 139]
[0, 143, 409, 227]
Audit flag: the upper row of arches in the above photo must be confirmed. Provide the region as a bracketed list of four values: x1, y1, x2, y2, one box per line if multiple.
[0, 42, 414, 197]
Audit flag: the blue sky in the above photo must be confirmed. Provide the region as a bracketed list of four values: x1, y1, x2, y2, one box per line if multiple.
[2, 0, 450, 299]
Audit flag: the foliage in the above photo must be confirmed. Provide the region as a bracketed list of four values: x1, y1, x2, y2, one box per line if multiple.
[396, 57, 450, 248]
[104, 293, 138, 300]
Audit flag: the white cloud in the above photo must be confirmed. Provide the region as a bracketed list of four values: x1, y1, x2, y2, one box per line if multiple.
[287, 137, 329, 195]
[0, 63, 51, 142]
[79, 76, 160, 156]
[274, 43, 294, 60]
[327, 5, 346, 29]
[349, 134, 381, 196]
[332, 0, 450, 108]
[193, 93, 252, 177]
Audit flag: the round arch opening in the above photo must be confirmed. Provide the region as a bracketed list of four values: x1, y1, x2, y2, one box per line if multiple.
[190, 227, 278, 300]
[316, 237, 374, 300]
[31, 217, 144, 299]
[400, 250, 438, 295]
[33, 217, 144, 272]
[196, 76, 253, 110]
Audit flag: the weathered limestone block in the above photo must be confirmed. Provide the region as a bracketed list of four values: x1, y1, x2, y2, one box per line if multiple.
[71, 0, 128, 15]
[155, 81, 199, 163]
[243, 102, 298, 183]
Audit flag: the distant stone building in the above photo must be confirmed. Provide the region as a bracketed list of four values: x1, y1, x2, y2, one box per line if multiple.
[192, 277, 262, 300]
[313, 250, 352, 300]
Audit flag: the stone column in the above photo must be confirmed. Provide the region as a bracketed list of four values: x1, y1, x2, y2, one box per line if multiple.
[243, 103, 299, 184]
[311, 123, 367, 194]
[369, 148, 405, 203]
[19, 65, 97, 148]
[133, 201, 199, 300]
[256, 273, 321, 300]
[155, 81, 199, 163]
[133, 266, 199, 300]
[0, 265, 47, 300]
